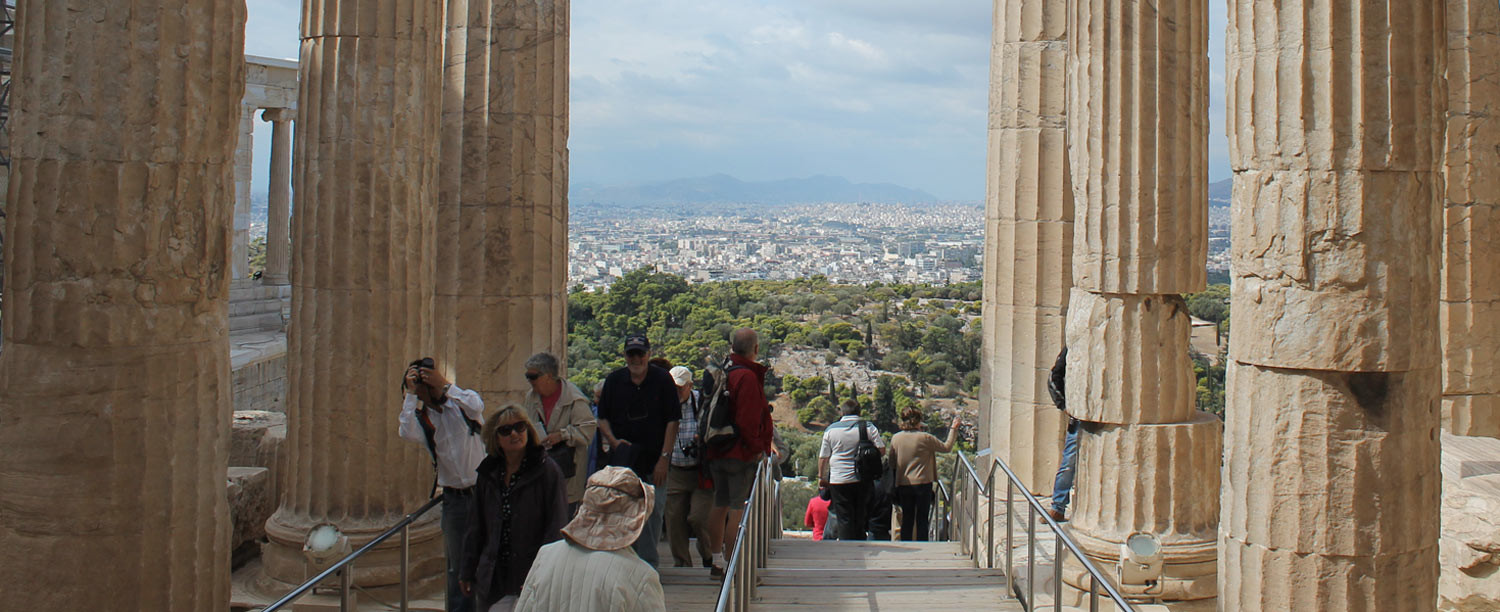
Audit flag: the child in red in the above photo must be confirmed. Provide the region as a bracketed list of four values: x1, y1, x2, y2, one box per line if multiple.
[804, 488, 832, 540]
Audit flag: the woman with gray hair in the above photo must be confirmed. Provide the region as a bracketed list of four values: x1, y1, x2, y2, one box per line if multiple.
[521, 352, 597, 514]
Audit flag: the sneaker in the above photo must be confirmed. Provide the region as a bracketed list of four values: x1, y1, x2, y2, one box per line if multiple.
[1044, 508, 1066, 523]
[702, 557, 712, 568]
[710, 564, 725, 579]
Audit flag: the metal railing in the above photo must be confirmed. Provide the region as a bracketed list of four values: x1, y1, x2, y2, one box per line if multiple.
[714, 456, 780, 612]
[949, 451, 1135, 612]
[259, 495, 445, 612]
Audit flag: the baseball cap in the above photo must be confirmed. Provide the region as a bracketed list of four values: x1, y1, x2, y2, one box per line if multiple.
[669, 366, 693, 387]
[623, 334, 650, 354]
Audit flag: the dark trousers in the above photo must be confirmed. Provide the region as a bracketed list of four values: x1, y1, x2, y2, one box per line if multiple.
[895, 483, 935, 541]
[441, 488, 476, 612]
[828, 481, 871, 541]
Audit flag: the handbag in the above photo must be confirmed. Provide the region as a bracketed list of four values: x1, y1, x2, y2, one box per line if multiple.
[547, 443, 577, 478]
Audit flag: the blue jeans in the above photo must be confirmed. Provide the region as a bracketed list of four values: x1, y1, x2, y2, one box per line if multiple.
[631, 473, 668, 567]
[1051, 421, 1079, 515]
[442, 490, 476, 612]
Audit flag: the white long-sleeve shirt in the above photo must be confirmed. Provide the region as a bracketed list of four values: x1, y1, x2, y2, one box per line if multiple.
[398, 385, 486, 489]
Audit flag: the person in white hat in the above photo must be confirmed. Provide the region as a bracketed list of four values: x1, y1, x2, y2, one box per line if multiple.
[513, 467, 667, 612]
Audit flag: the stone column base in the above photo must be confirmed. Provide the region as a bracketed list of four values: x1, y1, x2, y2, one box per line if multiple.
[1061, 529, 1217, 603]
[260, 505, 445, 590]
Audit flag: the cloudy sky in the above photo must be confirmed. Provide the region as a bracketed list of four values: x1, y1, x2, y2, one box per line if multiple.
[245, 0, 1230, 202]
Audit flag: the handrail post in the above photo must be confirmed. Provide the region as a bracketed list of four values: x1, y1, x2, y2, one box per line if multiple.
[971, 468, 979, 568]
[1027, 504, 1036, 608]
[339, 563, 352, 612]
[400, 523, 410, 612]
[1054, 528, 1063, 611]
[1005, 477, 1014, 598]
[985, 463, 995, 569]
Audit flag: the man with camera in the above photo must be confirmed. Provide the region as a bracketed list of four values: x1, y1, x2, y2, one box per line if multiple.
[398, 358, 486, 612]
[664, 365, 714, 568]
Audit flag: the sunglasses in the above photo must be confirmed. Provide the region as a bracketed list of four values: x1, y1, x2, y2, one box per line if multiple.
[495, 421, 528, 437]
[524, 372, 542, 381]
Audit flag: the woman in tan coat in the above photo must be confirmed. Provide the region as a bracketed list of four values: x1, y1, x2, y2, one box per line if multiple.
[522, 352, 597, 513]
[887, 407, 961, 541]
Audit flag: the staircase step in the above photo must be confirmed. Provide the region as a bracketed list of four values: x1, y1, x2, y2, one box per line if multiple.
[230, 312, 285, 333]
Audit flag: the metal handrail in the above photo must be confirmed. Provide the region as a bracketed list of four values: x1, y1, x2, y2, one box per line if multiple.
[260, 495, 445, 612]
[950, 451, 1135, 612]
[714, 456, 776, 612]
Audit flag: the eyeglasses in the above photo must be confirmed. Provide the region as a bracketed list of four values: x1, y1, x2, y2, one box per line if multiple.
[495, 421, 528, 436]
[524, 372, 542, 381]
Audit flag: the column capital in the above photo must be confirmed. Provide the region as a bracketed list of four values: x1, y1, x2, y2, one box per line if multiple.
[260, 107, 293, 123]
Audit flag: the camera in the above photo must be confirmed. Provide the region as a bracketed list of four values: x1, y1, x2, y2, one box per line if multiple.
[406, 357, 436, 389]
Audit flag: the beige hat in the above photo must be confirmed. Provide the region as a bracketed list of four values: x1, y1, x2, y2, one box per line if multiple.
[561, 467, 656, 551]
[669, 366, 693, 387]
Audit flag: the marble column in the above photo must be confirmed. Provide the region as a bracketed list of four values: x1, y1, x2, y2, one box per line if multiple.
[1441, 0, 1500, 438]
[261, 109, 292, 287]
[1222, 2, 1445, 610]
[436, 0, 569, 404]
[1063, 0, 1217, 604]
[0, 1, 244, 610]
[262, 0, 447, 589]
[233, 103, 257, 282]
[980, 0, 1072, 496]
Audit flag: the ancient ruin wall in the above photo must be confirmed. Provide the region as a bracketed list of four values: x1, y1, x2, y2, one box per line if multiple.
[436, 0, 570, 404]
[1222, 2, 1445, 609]
[0, 1, 245, 609]
[982, 0, 1072, 495]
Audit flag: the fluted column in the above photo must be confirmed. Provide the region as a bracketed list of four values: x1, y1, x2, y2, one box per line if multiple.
[1063, 0, 1216, 604]
[262, 0, 447, 589]
[980, 0, 1072, 496]
[436, 0, 569, 404]
[261, 108, 292, 286]
[1441, 0, 1500, 438]
[234, 103, 257, 282]
[0, 1, 244, 609]
[1222, 2, 1445, 610]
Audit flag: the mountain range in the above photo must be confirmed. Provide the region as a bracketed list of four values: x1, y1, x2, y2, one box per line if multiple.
[570, 174, 939, 206]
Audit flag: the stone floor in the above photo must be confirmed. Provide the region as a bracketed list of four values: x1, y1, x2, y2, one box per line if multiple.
[231, 330, 286, 371]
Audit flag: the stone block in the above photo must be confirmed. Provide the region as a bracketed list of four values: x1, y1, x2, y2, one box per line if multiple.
[982, 302, 1067, 405]
[1443, 394, 1500, 440]
[1441, 204, 1500, 304]
[1441, 300, 1500, 396]
[1219, 536, 1438, 612]
[1065, 289, 1196, 425]
[1230, 169, 1441, 371]
[433, 294, 567, 408]
[1440, 433, 1500, 611]
[983, 398, 1066, 495]
[228, 467, 273, 551]
[1222, 362, 1440, 557]
[984, 220, 1073, 309]
[1068, 413, 1222, 548]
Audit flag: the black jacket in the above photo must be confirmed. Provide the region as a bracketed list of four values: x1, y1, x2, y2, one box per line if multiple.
[1047, 348, 1067, 411]
[461, 447, 568, 602]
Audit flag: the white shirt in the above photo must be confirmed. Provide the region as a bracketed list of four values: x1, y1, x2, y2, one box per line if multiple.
[819, 415, 885, 485]
[398, 385, 486, 489]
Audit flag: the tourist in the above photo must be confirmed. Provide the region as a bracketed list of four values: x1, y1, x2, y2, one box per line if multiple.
[521, 352, 597, 516]
[889, 407, 962, 541]
[818, 399, 885, 540]
[514, 467, 667, 612]
[398, 358, 487, 612]
[1045, 347, 1076, 522]
[804, 487, 832, 541]
[665, 365, 715, 568]
[704, 328, 776, 578]
[459, 405, 568, 612]
[596, 334, 680, 567]
[589, 380, 605, 477]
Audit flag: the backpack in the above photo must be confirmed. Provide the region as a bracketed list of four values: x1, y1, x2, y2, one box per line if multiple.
[698, 359, 746, 452]
[853, 420, 884, 482]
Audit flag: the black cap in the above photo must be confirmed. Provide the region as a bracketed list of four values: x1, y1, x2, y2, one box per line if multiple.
[624, 334, 650, 354]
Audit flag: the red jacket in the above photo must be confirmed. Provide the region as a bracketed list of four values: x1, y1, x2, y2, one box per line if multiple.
[709, 353, 774, 462]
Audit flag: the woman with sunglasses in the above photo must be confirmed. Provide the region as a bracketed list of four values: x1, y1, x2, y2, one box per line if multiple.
[460, 404, 569, 612]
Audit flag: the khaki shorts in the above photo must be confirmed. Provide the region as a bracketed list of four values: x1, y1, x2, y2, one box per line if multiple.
[708, 458, 759, 507]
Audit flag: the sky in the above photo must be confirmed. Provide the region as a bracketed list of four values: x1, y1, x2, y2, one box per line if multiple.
[245, 0, 1231, 202]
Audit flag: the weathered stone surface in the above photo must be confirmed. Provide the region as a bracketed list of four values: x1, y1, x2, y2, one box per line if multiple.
[1064, 289, 1196, 425]
[436, 0, 569, 405]
[1219, 537, 1438, 612]
[0, 2, 244, 610]
[1068, 414, 1221, 546]
[1229, 169, 1441, 371]
[232, 410, 287, 469]
[1222, 363, 1440, 556]
[229, 467, 274, 551]
[1442, 0, 1500, 438]
[1440, 434, 1500, 611]
[1066, 0, 1207, 296]
[984, 399, 1066, 494]
[263, 0, 446, 589]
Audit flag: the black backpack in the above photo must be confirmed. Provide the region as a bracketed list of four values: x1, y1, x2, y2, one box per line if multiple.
[698, 359, 745, 452]
[853, 420, 883, 482]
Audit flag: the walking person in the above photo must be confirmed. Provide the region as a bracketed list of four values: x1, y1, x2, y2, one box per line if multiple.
[665, 366, 715, 568]
[460, 405, 569, 612]
[398, 358, 486, 612]
[704, 328, 775, 577]
[514, 467, 667, 612]
[1045, 348, 1077, 522]
[804, 488, 832, 541]
[818, 399, 885, 540]
[888, 407, 962, 541]
[521, 352, 597, 516]
[596, 334, 680, 567]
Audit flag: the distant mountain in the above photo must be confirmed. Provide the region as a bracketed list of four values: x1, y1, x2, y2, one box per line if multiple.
[570, 174, 939, 206]
[1208, 178, 1232, 207]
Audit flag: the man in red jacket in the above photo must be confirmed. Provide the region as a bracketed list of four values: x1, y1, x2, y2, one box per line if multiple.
[704, 327, 775, 578]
